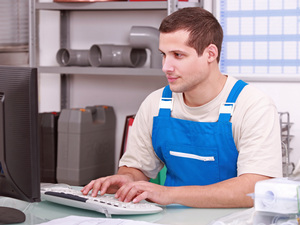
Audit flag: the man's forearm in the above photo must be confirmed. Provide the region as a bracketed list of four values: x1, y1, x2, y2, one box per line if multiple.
[167, 174, 270, 208]
[117, 166, 149, 182]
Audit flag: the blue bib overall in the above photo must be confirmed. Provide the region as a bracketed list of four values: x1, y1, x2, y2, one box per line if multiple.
[152, 80, 248, 186]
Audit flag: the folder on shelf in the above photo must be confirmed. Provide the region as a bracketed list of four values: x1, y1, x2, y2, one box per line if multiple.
[120, 115, 135, 159]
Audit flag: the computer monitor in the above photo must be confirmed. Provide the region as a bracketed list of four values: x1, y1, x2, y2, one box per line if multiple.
[0, 66, 40, 223]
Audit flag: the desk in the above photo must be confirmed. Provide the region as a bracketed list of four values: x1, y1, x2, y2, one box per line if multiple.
[0, 197, 247, 225]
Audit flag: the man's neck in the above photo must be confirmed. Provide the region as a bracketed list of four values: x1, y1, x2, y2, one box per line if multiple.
[183, 74, 227, 107]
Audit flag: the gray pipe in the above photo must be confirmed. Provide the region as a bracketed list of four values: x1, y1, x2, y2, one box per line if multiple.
[129, 26, 162, 69]
[88, 44, 147, 67]
[56, 48, 90, 66]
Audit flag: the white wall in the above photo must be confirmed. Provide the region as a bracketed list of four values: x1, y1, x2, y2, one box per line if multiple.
[38, 4, 300, 174]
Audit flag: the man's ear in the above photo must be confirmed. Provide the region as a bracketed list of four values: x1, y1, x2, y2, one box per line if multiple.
[206, 44, 219, 63]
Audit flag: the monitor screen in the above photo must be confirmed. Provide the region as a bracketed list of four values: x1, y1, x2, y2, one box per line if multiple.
[0, 66, 40, 223]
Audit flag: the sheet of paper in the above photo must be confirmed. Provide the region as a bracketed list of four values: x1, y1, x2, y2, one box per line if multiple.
[38, 215, 166, 225]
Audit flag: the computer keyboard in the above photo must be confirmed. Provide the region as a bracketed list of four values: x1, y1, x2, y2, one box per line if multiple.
[41, 184, 163, 217]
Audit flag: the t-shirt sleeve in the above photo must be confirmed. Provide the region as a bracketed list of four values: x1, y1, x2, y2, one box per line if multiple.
[234, 86, 283, 178]
[119, 89, 164, 179]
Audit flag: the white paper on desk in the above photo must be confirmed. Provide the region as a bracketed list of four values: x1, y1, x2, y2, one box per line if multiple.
[38, 215, 166, 225]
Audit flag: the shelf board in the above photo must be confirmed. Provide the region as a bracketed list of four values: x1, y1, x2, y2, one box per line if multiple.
[38, 66, 165, 76]
[36, 1, 168, 11]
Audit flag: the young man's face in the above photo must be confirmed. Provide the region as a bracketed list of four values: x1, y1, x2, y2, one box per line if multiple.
[159, 29, 210, 94]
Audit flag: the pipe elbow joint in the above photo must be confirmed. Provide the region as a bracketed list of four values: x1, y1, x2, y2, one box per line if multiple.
[129, 26, 162, 69]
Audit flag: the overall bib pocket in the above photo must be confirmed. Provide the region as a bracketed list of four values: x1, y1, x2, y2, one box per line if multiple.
[163, 145, 220, 186]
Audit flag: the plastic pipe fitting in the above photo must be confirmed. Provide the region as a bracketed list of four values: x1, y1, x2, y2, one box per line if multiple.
[56, 48, 90, 66]
[129, 26, 162, 69]
[88, 44, 147, 67]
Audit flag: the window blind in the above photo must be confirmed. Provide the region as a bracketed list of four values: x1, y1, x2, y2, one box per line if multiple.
[0, 0, 29, 51]
[219, 0, 300, 75]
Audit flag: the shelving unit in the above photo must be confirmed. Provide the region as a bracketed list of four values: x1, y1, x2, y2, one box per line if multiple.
[279, 112, 294, 177]
[31, 0, 203, 67]
[35, 1, 168, 10]
[30, 0, 203, 108]
[38, 66, 164, 76]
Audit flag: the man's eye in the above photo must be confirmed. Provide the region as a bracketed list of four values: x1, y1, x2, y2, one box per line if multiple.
[175, 53, 183, 58]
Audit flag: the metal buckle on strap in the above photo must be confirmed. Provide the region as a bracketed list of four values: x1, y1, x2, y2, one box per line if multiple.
[219, 102, 235, 115]
[159, 97, 173, 111]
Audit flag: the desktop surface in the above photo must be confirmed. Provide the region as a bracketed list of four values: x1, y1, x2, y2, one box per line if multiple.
[0, 196, 246, 225]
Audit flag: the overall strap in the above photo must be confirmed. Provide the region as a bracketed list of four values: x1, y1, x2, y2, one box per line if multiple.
[158, 85, 173, 117]
[218, 80, 248, 122]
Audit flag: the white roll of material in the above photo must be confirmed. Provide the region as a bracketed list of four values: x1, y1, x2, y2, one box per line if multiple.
[254, 178, 300, 214]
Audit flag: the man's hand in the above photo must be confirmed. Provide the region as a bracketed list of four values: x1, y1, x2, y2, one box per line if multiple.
[81, 174, 134, 197]
[115, 181, 172, 205]
[81, 166, 149, 197]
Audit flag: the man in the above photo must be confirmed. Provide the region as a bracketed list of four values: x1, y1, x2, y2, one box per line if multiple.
[82, 7, 282, 208]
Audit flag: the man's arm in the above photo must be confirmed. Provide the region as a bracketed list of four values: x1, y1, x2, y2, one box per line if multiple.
[167, 173, 269, 208]
[117, 166, 150, 181]
[115, 173, 270, 208]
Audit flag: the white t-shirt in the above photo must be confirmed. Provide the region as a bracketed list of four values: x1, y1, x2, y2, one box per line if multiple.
[119, 76, 283, 179]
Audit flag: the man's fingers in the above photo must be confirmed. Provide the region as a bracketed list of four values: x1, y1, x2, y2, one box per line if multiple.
[115, 183, 131, 201]
[133, 191, 148, 203]
[81, 180, 95, 195]
[115, 181, 150, 203]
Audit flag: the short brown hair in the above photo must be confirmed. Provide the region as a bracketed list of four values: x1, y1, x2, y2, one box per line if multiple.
[159, 7, 223, 62]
